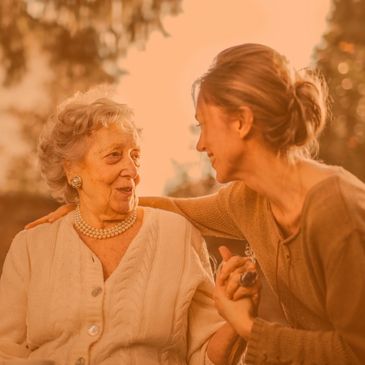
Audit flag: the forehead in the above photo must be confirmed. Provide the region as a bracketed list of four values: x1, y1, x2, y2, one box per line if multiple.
[195, 93, 226, 122]
[195, 93, 209, 120]
[90, 123, 140, 151]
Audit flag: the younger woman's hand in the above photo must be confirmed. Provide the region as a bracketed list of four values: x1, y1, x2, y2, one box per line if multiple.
[25, 204, 76, 229]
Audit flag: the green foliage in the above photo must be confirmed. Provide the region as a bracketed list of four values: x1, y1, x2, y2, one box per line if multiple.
[314, 0, 365, 181]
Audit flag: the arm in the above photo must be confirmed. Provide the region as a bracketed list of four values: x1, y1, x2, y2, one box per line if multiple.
[139, 183, 244, 240]
[187, 227, 245, 365]
[224, 229, 365, 365]
[0, 231, 31, 359]
[25, 204, 75, 229]
[206, 324, 245, 365]
[26, 183, 244, 238]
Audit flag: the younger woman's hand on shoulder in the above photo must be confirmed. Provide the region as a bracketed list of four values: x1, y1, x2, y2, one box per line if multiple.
[25, 203, 76, 229]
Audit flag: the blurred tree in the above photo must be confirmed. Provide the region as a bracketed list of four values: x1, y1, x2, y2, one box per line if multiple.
[0, 0, 181, 192]
[0, 0, 181, 86]
[314, 0, 365, 181]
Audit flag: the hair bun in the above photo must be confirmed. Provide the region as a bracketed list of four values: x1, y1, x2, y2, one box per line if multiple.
[286, 74, 327, 151]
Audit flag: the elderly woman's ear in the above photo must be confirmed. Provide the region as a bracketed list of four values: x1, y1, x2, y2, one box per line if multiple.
[63, 160, 83, 189]
[63, 161, 74, 182]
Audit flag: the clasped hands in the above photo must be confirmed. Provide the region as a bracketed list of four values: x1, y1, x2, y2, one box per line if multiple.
[214, 246, 261, 340]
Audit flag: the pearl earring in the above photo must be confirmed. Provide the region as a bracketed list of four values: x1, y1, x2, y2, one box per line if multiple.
[70, 176, 82, 189]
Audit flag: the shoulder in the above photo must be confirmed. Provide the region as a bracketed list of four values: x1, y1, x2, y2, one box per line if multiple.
[303, 169, 365, 260]
[304, 169, 365, 233]
[10, 213, 74, 256]
[144, 206, 206, 252]
[334, 169, 365, 228]
[146, 206, 198, 233]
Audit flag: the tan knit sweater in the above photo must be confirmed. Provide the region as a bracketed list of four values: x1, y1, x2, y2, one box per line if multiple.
[140, 168, 365, 365]
[0, 207, 225, 364]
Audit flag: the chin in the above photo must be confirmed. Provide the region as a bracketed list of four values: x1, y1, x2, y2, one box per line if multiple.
[215, 171, 234, 184]
[216, 176, 229, 184]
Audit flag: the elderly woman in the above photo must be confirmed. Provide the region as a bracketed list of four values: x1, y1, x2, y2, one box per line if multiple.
[0, 95, 247, 364]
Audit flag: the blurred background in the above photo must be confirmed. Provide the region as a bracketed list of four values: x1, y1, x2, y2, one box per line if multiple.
[0, 0, 364, 318]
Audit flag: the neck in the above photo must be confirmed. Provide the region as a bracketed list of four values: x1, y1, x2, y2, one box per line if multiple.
[74, 205, 137, 240]
[235, 148, 308, 231]
[78, 200, 133, 229]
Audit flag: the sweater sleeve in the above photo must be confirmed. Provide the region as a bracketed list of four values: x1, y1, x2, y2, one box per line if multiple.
[0, 230, 31, 359]
[185, 227, 226, 365]
[139, 183, 244, 240]
[245, 229, 365, 365]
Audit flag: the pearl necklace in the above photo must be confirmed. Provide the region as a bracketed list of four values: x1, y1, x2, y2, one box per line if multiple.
[74, 205, 137, 239]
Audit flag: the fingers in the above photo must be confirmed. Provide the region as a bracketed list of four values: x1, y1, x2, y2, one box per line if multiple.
[24, 204, 76, 229]
[252, 293, 260, 307]
[50, 204, 75, 221]
[232, 280, 261, 301]
[25, 214, 53, 229]
[225, 270, 260, 299]
[219, 256, 255, 284]
[218, 245, 233, 261]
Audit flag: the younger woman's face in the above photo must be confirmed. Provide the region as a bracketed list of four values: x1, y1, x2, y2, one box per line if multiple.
[195, 93, 248, 183]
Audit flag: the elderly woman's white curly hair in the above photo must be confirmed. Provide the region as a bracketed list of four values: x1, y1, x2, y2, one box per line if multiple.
[38, 88, 140, 203]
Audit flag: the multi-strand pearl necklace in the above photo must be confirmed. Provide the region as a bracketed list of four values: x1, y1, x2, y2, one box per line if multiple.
[74, 205, 137, 239]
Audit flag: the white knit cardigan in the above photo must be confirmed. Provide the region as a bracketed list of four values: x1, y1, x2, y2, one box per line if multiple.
[0, 207, 224, 365]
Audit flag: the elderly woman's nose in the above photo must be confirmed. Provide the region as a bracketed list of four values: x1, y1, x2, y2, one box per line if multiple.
[120, 156, 138, 177]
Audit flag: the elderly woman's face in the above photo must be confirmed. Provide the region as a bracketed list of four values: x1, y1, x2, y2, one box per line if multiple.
[72, 122, 141, 216]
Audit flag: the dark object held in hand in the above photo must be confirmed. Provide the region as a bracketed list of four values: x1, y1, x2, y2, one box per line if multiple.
[239, 271, 258, 287]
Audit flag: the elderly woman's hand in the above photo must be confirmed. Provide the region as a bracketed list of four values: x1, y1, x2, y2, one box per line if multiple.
[25, 204, 76, 229]
[217, 246, 261, 305]
[214, 260, 257, 340]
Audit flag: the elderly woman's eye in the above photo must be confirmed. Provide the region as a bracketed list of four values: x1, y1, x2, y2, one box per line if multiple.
[105, 151, 122, 163]
[108, 152, 122, 158]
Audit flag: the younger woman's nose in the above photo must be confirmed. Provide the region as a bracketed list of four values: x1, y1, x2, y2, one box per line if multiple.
[196, 135, 206, 152]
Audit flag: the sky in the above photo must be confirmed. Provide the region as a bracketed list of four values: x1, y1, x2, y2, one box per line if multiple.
[0, 0, 332, 196]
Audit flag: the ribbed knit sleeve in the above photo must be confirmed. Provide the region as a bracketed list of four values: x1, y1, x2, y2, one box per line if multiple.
[139, 183, 244, 240]
[245, 228, 365, 365]
[186, 226, 226, 365]
[0, 230, 31, 359]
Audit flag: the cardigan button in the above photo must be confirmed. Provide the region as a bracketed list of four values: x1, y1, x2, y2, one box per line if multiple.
[75, 357, 85, 365]
[88, 324, 100, 336]
[91, 287, 103, 297]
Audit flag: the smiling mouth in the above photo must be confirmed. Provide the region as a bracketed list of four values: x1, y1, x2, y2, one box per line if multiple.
[116, 187, 133, 194]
